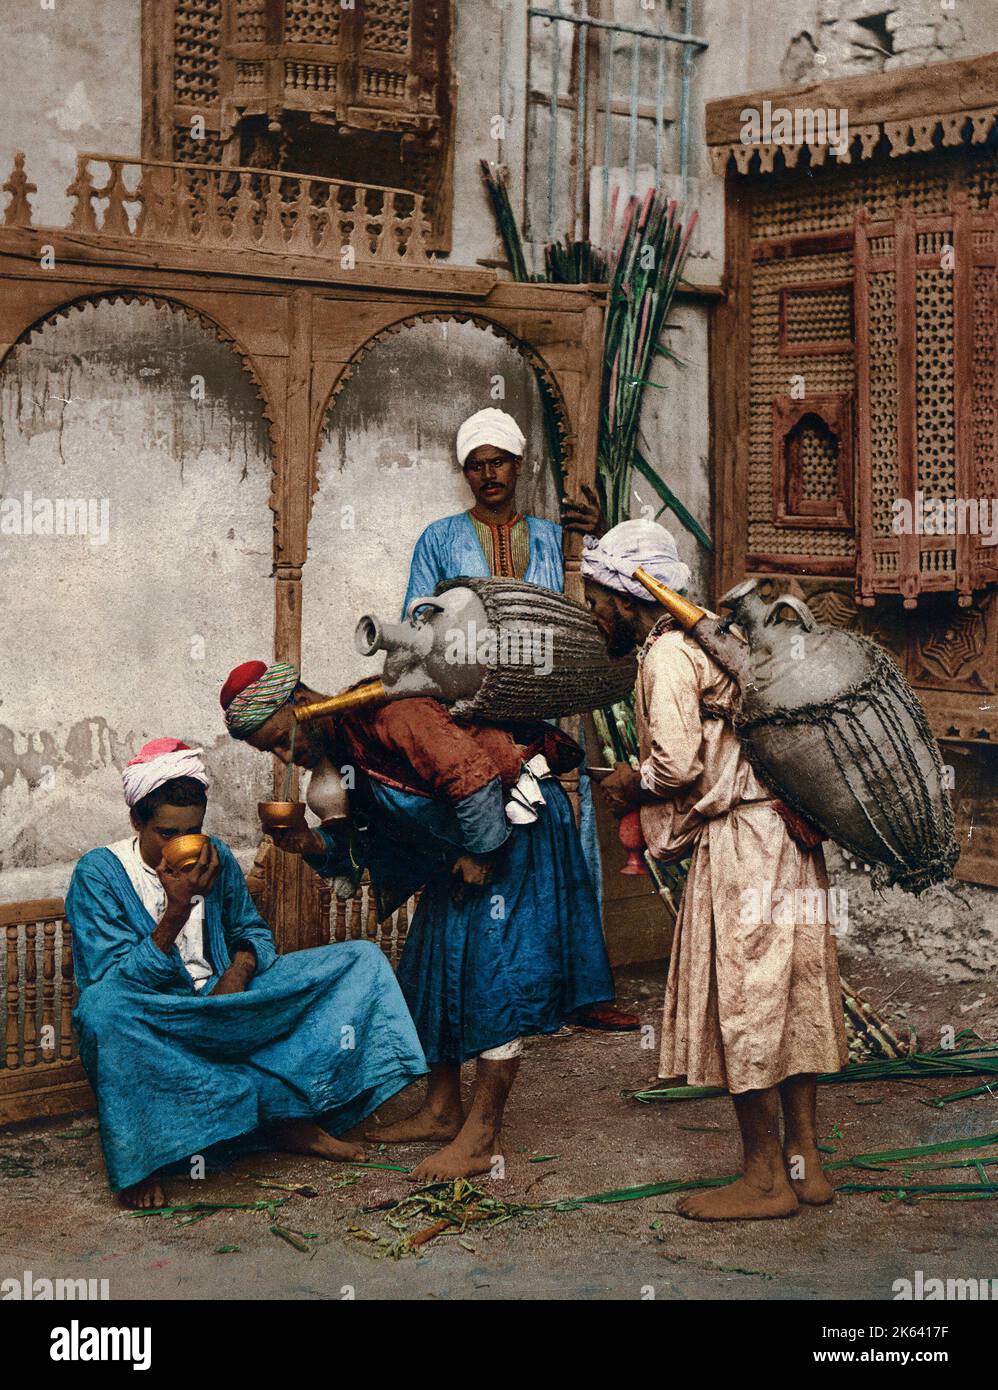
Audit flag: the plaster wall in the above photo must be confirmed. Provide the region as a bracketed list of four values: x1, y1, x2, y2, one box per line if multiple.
[2, 1, 141, 229]
[301, 317, 559, 694]
[0, 299, 274, 901]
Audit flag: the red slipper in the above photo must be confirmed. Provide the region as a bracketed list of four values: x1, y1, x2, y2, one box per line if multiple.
[568, 1003, 641, 1032]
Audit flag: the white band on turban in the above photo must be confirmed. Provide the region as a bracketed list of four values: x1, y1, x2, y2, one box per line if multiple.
[456, 408, 526, 467]
[122, 747, 209, 809]
[581, 519, 691, 601]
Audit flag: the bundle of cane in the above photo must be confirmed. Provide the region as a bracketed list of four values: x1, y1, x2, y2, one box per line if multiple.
[840, 977, 916, 1062]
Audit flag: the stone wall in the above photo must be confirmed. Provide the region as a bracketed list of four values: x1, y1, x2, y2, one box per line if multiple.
[779, 0, 992, 83]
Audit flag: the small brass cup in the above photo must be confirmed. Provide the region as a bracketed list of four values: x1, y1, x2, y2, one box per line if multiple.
[161, 833, 209, 871]
[258, 800, 307, 833]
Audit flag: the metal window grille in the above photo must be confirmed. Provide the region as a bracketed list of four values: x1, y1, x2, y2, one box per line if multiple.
[524, 0, 708, 244]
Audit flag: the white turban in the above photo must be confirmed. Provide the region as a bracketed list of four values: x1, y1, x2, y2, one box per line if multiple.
[456, 408, 526, 467]
[122, 739, 209, 809]
[581, 519, 691, 601]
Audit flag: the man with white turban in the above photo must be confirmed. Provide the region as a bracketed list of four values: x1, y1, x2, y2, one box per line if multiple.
[66, 738, 426, 1210]
[404, 405, 600, 611]
[583, 521, 847, 1223]
[401, 407, 637, 1032]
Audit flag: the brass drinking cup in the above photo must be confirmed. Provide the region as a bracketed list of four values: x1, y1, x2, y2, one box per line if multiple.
[161, 833, 210, 871]
[258, 800, 308, 833]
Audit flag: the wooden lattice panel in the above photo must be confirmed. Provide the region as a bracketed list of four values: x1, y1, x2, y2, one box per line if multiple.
[971, 261, 998, 581]
[363, 0, 412, 54]
[234, 0, 267, 43]
[915, 266, 956, 508]
[284, 0, 342, 45]
[865, 268, 899, 542]
[173, 128, 224, 163]
[780, 282, 852, 353]
[174, 0, 222, 108]
[771, 392, 852, 531]
[748, 249, 855, 567]
[143, 1, 456, 250]
[741, 151, 998, 597]
[714, 61, 998, 808]
[751, 155, 955, 242]
[855, 199, 998, 606]
[798, 420, 840, 501]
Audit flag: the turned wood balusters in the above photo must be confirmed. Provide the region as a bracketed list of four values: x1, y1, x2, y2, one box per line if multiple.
[4, 150, 434, 265]
[332, 876, 418, 966]
[2, 903, 77, 1073]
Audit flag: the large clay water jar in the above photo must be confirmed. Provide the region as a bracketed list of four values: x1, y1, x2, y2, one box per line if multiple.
[297, 578, 637, 725]
[717, 579, 958, 893]
[632, 569, 958, 894]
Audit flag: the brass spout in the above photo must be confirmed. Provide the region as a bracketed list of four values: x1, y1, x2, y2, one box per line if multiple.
[632, 568, 707, 630]
[293, 679, 387, 724]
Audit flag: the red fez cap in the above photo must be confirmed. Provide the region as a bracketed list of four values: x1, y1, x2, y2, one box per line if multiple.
[220, 660, 268, 710]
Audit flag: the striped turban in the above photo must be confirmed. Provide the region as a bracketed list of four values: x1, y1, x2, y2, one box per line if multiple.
[221, 661, 300, 738]
[122, 739, 208, 808]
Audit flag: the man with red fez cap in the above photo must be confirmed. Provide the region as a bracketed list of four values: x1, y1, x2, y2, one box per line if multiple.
[66, 737, 426, 1209]
[222, 660, 615, 1183]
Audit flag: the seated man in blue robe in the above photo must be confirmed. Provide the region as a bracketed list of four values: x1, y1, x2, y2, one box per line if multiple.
[66, 738, 426, 1210]
[223, 661, 615, 1183]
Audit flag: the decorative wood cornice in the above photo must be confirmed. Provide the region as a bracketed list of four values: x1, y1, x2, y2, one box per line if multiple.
[706, 50, 998, 177]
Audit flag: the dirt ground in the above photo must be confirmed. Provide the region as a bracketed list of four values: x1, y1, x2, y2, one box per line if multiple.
[2, 952, 996, 1302]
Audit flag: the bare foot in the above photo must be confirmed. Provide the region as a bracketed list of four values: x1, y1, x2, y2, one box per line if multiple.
[120, 1173, 166, 1210]
[676, 1174, 799, 1222]
[408, 1124, 497, 1183]
[784, 1143, 836, 1205]
[367, 1105, 464, 1145]
[270, 1118, 365, 1164]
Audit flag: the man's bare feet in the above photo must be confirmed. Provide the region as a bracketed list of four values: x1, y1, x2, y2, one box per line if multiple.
[676, 1174, 800, 1222]
[784, 1143, 836, 1205]
[408, 1122, 497, 1183]
[121, 1173, 166, 1210]
[270, 1118, 365, 1163]
[367, 1104, 464, 1146]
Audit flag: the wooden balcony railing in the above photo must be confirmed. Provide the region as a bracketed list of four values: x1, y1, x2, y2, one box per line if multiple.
[2, 150, 433, 266]
[2, 899, 78, 1071]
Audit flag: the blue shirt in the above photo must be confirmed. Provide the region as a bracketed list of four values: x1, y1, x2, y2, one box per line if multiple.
[402, 511, 564, 615]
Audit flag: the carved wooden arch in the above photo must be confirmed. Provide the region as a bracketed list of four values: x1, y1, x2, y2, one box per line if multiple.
[307, 309, 575, 525]
[0, 288, 281, 521]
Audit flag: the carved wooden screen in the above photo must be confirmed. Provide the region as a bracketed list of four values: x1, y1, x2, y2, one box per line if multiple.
[854, 197, 998, 608]
[170, 0, 226, 163]
[747, 234, 857, 577]
[223, 0, 449, 135]
[711, 136, 998, 885]
[144, 0, 456, 249]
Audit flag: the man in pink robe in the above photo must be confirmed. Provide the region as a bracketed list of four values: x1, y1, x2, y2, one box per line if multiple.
[582, 520, 847, 1222]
